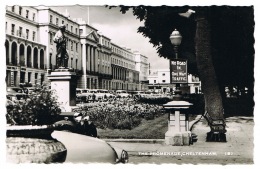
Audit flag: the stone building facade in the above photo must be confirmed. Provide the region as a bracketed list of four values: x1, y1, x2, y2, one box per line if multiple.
[5, 5, 149, 91]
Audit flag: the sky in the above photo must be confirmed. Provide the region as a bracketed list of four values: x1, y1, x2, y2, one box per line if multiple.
[50, 5, 169, 70]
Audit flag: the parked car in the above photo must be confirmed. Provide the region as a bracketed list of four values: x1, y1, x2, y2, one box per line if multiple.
[95, 89, 116, 100]
[53, 112, 128, 163]
[76, 88, 96, 102]
[6, 87, 27, 101]
[115, 90, 130, 98]
[52, 130, 128, 163]
[76, 88, 88, 103]
[23, 86, 38, 94]
[131, 91, 146, 99]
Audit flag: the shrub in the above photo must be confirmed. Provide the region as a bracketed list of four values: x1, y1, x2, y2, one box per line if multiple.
[138, 94, 171, 104]
[6, 86, 61, 125]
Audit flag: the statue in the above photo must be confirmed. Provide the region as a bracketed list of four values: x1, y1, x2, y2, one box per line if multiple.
[53, 24, 69, 68]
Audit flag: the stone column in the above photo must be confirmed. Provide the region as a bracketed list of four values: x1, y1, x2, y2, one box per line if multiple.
[24, 46, 27, 67]
[82, 43, 87, 89]
[87, 45, 90, 72]
[89, 78, 92, 89]
[94, 48, 98, 73]
[31, 48, 34, 68]
[17, 44, 20, 66]
[91, 46, 94, 72]
[38, 49, 41, 69]
[89, 46, 92, 72]
[8, 42, 12, 64]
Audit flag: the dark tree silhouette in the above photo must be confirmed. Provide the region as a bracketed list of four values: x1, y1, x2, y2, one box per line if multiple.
[111, 5, 254, 141]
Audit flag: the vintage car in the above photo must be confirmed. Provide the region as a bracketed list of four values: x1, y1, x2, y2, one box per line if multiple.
[6, 87, 27, 101]
[131, 91, 148, 99]
[76, 88, 96, 103]
[95, 89, 116, 100]
[115, 90, 131, 98]
[52, 130, 128, 163]
[53, 112, 128, 163]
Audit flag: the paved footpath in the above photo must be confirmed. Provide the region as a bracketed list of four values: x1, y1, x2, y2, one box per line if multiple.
[107, 116, 255, 164]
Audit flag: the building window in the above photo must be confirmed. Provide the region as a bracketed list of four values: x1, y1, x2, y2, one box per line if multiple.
[71, 58, 73, 67]
[50, 15, 53, 23]
[28, 72, 31, 83]
[32, 31, 35, 41]
[76, 59, 78, 69]
[66, 24, 68, 30]
[26, 10, 29, 19]
[71, 41, 73, 51]
[32, 13, 35, 21]
[75, 28, 78, 34]
[56, 18, 59, 26]
[162, 80, 166, 83]
[26, 29, 29, 39]
[79, 29, 83, 35]
[76, 43, 78, 52]
[162, 73, 165, 76]
[71, 26, 73, 32]
[11, 6, 15, 12]
[19, 27, 22, 37]
[62, 20, 64, 24]
[35, 73, 38, 84]
[19, 7, 22, 15]
[154, 80, 156, 83]
[11, 24, 15, 35]
[49, 53, 52, 69]
[50, 33, 53, 44]
[5, 22, 7, 32]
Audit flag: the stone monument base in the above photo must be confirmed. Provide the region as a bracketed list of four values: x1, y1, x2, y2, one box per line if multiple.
[165, 131, 191, 146]
[48, 69, 77, 113]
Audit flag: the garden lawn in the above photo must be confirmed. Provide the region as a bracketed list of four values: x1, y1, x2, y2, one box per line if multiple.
[97, 114, 168, 139]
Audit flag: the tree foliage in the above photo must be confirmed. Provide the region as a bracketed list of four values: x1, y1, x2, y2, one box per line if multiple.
[112, 5, 254, 92]
[6, 86, 61, 125]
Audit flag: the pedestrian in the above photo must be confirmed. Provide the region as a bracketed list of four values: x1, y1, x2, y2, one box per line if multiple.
[73, 112, 85, 134]
[83, 116, 97, 137]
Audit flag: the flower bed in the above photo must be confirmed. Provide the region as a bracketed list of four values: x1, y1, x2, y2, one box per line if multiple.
[76, 98, 165, 130]
[137, 94, 172, 104]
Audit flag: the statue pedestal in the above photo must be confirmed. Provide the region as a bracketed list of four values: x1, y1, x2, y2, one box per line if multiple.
[48, 69, 77, 112]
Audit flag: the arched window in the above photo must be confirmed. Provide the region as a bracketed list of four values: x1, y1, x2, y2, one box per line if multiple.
[11, 42, 17, 65]
[71, 57, 73, 68]
[5, 40, 9, 65]
[40, 49, 44, 69]
[19, 44, 25, 66]
[33, 47, 38, 68]
[27, 46, 32, 67]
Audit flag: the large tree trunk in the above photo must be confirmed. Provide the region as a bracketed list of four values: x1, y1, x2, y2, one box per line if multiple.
[195, 12, 226, 137]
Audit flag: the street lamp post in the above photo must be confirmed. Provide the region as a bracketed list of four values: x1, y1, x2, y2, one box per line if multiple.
[170, 29, 182, 59]
[170, 29, 182, 98]
[163, 29, 194, 146]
